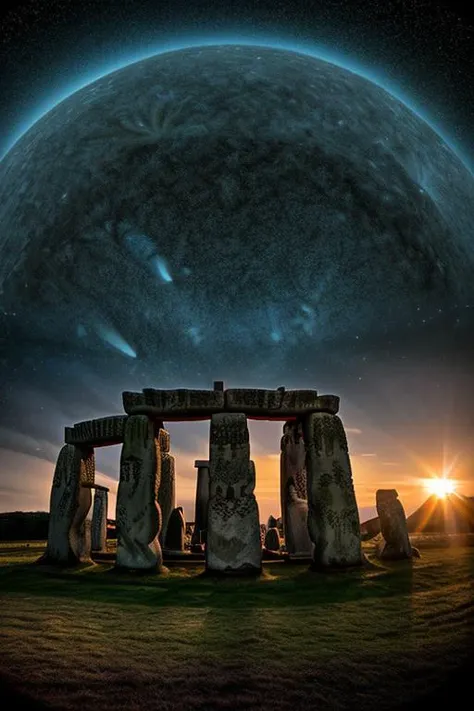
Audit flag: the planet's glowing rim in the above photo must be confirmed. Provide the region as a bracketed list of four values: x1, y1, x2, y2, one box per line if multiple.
[1, 33, 472, 174]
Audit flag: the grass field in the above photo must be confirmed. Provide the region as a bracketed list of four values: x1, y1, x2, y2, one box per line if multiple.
[1, 538, 473, 710]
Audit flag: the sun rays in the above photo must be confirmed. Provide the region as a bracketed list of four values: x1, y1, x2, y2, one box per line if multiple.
[424, 477, 456, 498]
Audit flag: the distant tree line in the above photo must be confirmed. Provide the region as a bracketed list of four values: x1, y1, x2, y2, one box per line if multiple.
[0, 512, 117, 541]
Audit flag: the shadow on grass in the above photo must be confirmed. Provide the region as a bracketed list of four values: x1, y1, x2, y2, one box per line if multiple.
[0, 548, 418, 609]
[0, 675, 51, 710]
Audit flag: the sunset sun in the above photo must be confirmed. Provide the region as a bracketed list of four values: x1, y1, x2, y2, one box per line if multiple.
[425, 478, 456, 498]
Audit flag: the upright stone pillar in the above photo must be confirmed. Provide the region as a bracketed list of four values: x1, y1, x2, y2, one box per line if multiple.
[42, 444, 93, 565]
[70, 447, 94, 564]
[280, 420, 313, 557]
[115, 415, 163, 571]
[165, 506, 186, 551]
[376, 489, 418, 560]
[206, 413, 261, 574]
[191, 460, 210, 545]
[303, 413, 362, 568]
[157, 429, 176, 547]
[91, 486, 109, 552]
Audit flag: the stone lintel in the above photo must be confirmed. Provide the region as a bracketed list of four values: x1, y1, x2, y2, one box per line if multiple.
[81, 483, 110, 492]
[65, 415, 127, 446]
[122, 389, 225, 415]
[194, 460, 210, 468]
[122, 388, 339, 418]
[225, 390, 339, 416]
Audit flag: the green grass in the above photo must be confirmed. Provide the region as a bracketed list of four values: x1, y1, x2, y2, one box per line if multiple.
[1, 539, 473, 710]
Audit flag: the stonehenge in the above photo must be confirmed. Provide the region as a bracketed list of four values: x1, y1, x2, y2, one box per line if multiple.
[264, 527, 281, 551]
[158, 432, 176, 548]
[41, 444, 94, 565]
[376, 489, 418, 560]
[46, 383, 364, 574]
[206, 414, 262, 574]
[91, 485, 109, 552]
[280, 421, 313, 557]
[115, 416, 163, 571]
[165, 507, 186, 551]
[192, 460, 210, 545]
[304, 413, 363, 569]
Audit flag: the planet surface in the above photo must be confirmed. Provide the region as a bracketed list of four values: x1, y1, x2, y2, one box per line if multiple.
[0, 45, 473, 459]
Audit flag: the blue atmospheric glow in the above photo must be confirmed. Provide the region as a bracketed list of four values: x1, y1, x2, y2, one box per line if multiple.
[95, 323, 137, 358]
[1, 33, 472, 174]
[153, 257, 173, 283]
[187, 326, 203, 345]
[124, 231, 157, 262]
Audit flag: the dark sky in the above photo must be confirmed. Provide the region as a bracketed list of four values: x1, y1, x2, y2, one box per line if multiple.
[0, 0, 473, 520]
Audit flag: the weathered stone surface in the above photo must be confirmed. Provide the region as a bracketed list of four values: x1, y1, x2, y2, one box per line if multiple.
[280, 421, 313, 557]
[303, 413, 362, 568]
[91, 488, 108, 552]
[191, 460, 210, 545]
[225, 389, 339, 416]
[259, 524, 267, 546]
[65, 415, 127, 446]
[43, 445, 93, 564]
[164, 506, 186, 551]
[122, 388, 338, 418]
[157, 428, 170, 453]
[115, 415, 163, 571]
[264, 527, 281, 551]
[376, 489, 416, 560]
[158, 448, 176, 546]
[206, 414, 261, 573]
[122, 388, 225, 415]
[286, 483, 314, 558]
[267, 515, 278, 529]
[360, 515, 382, 540]
[121, 391, 146, 413]
[80, 447, 95, 486]
[226, 388, 314, 414]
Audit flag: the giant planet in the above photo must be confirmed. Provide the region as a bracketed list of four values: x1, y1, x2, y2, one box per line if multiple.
[0, 45, 473, 467]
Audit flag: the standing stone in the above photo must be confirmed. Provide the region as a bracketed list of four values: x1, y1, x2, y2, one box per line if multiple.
[376, 489, 418, 560]
[157, 430, 176, 547]
[115, 415, 163, 571]
[69, 447, 94, 564]
[91, 487, 109, 552]
[191, 460, 210, 545]
[260, 523, 267, 547]
[280, 421, 313, 557]
[206, 413, 261, 574]
[42, 444, 93, 565]
[267, 515, 278, 530]
[264, 527, 281, 551]
[303, 413, 362, 568]
[164, 506, 186, 551]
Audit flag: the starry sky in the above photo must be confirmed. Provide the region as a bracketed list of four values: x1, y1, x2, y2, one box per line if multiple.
[0, 0, 473, 524]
